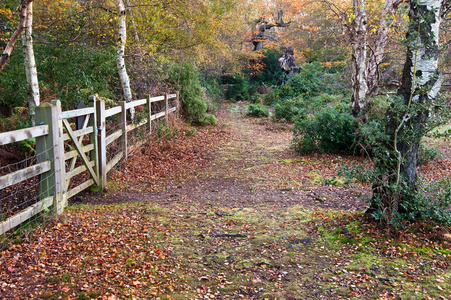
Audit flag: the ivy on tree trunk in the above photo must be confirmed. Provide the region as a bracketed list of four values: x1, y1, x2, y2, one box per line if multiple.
[373, 0, 444, 216]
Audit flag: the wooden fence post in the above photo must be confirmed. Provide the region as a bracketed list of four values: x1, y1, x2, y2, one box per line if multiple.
[51, 100, 67, 213]
[165, 94, 169, 124]
[146, 95, 152, 134]
[92, 96, 107, 191]
[35, 100, 65, 215]
[176, 91, 180, 119]
[36, 103, 57, 202]
[119, 101, 128, 161]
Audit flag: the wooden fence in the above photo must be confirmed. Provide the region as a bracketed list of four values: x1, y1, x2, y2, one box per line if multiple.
[0, 93, 179, 235]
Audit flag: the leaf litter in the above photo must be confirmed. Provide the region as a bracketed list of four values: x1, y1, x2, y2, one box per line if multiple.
[1, 103, 451, 299]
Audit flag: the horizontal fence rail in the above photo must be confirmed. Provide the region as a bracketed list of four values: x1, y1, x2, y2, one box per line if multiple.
[0, 92, 179, 241]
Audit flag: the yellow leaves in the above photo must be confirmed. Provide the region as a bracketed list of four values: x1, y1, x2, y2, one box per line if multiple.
[0, 7, 12, 19]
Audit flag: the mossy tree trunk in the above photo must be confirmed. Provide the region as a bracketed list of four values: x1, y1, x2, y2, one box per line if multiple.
[373, 0, 444, 215]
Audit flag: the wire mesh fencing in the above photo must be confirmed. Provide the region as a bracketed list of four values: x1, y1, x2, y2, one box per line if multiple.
[0, 146, 56, 251]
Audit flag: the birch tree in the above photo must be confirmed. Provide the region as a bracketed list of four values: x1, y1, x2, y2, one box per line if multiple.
[116, 0, 134, 118]
[0, 0, 33, 72]
[21, 1, 40, 125]
[350, 0, 368, 116]
[373, 0, 445, 216]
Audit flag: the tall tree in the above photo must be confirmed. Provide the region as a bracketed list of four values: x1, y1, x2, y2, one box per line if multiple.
[0, 0, 33, 72]
[116, 0, 134, 117]
[374, 0, 444, 215]
[350, 0, 368, 116]
[21, 1, 40, 125]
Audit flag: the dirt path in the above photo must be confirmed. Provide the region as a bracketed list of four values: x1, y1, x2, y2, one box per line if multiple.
[87, 103, 369, 211]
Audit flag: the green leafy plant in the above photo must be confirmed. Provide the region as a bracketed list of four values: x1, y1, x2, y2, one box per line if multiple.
[264, 62, 338, 105]
[246, 104, 269, 117]
[250, 48, 284, 86]
[223, 74, 257, 102]
[169, 62, 217, 125]
[292, 104, 356, 154]
[418, 142, 441, 165]
[273, 98, 304, 122]
[200, 73, 223, 110]
[37, 45, 118, 110]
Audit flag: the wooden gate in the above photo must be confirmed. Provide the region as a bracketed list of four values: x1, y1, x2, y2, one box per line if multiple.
[53, 99, 99, 209]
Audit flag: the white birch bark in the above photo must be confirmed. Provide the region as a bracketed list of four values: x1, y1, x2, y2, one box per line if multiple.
[117, 0, 134, 118]
[0, 0, 33, 72]
[351, 0, 368, 116]
[409, 0, 443, 101]
[21, 1, 40, 125]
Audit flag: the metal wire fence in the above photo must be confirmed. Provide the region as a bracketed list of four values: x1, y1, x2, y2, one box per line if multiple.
[0, 146, 56, 250]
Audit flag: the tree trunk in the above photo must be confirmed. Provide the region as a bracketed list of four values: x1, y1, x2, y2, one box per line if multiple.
[351, 0, 368, 116]
[366, 0, 404, 95]
[21, 1, 40, 125]
[117, 0, 134, 118]
[396, 0, 443, 187]
[374, 0, 443, 214]
[0, 0, 33, 73]
[251, 10, 291, 51]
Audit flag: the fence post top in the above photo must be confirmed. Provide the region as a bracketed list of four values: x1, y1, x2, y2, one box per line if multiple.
[50, 99, 61, 107]
[37, 102, 54, 108]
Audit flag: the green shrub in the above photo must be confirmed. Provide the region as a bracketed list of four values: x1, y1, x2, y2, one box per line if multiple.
[337, 93, 451, 228]
[251, 48, 284, 86]
[37, 45, 118, 110]
[223, 74, 257, 102]
[274, 93, 346, 122]
[273, 98, 304, 122]
[247, 104, 269, 117]
[419, 143, 441, 165]
[169, 62, 217, 125]
[413, 178, 451, 225]
[265, 62, 331, 105]
[292, 104, 356, 154]
[0, 49, 28, 112]
[200, 73, 223, 104]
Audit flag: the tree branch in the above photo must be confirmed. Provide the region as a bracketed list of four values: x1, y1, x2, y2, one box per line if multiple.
[0, 0, 33, 73]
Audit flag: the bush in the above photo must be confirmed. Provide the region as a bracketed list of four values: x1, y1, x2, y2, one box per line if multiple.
[247, 104, 269, 117]
[169, 62, 217, 125]
[273, 98, 304, 122]
[223, 74, 257, 102]
[251, 48, 284, 86]
[274, 93, 346, 122]
[292, 104, 356, 154]
[265, 62, 332, 105]
[200, 74, 223, 111]
[419, 142, 441, 165]
[0, 49, 28, 113]
[37, 45, 118, 110]
[413, 178, 451, 225]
